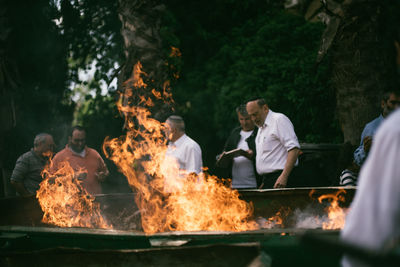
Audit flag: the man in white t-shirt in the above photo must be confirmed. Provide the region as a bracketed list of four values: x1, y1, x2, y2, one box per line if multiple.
[164, 115, 203, 175]
[340, 109, 400, 267]
[246, 98, 300, 189]
[217, 105, 260, 189]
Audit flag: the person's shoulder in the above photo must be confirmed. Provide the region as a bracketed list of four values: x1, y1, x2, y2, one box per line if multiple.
[185, 135, 201, 149]
[52, 147, 71, 162]
[16, 150, 34, 163]
[365, 115, 383, 128]
[86, 147, 102, 158]
[271, 111, 292, 124]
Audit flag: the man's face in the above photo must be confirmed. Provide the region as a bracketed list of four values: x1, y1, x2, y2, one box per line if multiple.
[246, 101, 268, 127]
[238, 112, 254, 131]
[164, 120, 175, 141]
[69, 130, 86, 153]
[382, 93, 400, 117]
[39, 136, 55, 157]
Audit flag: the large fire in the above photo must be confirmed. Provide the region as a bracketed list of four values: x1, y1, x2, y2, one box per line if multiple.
[103, 61, 257, 233]
[36, 161, 110, 228]
[34, 53, 348, 233]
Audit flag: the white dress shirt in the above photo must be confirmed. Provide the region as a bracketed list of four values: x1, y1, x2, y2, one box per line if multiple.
[165, 134, 203, 174]
[341, 109, 400, 267]
[255, 110, 300, 174]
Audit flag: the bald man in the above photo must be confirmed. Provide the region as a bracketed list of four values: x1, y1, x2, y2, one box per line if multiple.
[246, 98, 300, 189]
[164, 115, 203, 175]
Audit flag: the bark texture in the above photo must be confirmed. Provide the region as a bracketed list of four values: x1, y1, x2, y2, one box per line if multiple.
[118, 0, 173, 120]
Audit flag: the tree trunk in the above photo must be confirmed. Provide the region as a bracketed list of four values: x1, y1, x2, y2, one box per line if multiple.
[288, 0, 399, 145]
[117, 0, 173, 120]
[0, 1, 18, 197]
[330, 0, 398, 145]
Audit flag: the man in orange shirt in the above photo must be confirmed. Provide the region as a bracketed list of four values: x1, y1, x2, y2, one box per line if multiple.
[51, 126, 109, 195]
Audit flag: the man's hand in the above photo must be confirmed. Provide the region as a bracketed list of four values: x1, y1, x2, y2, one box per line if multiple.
[242, 149, 254, 160]
[363, 136, 372, 153]
[273, 174, 288, 188]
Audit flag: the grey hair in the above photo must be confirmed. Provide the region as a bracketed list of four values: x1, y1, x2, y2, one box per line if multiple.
[166, 115, 185, 132]
[34, 133, 51, 147]
[236, 104, 249, 116]
[247, 97, 267, 107]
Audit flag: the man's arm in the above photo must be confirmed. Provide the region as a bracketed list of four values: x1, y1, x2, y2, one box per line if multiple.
[10, 180, 32, 197]
[95, 153, 109, 182]
[185, 145, 203, 174]
[274, 148, 300, 188]
[10, 155, 33, 197]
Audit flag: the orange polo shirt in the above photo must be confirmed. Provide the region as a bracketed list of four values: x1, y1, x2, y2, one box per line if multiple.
[51, 145, 108, 195]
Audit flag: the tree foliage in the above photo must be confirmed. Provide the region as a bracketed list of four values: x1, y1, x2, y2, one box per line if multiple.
[1, 0, 73, 169]
[166, 3, 341, 167]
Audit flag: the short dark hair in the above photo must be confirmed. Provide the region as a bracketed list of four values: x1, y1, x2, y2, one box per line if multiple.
[34, 133, 51, 147]
[247, 97, 266, 107]
[382, 90, 400, 102]
[69, 125, 86, 137]
[166, 115, 185, 132]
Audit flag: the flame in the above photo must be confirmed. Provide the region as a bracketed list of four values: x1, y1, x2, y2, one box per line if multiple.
[317, 189, 347, 230]
[36, 161, 110, 228]
[258, 207, 291, 229]
[103, 61, 257, 233]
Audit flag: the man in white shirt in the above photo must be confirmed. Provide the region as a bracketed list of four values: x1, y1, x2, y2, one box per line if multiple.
[246, 98, 300, 189]
[164, 115, 203, 175]
[340, 109, 400, 267]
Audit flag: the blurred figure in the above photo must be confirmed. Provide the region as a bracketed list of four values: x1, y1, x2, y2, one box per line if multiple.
[246, 97, 300, 189]
[51, 126, 109, 195]
[341, 109, 400, 267]
[217, 104, 260, 189]
[354, 90, 400, 166]
[10, 133, 55, 196]
[164, 115, 203, 174]
[338, 142, 359, 186]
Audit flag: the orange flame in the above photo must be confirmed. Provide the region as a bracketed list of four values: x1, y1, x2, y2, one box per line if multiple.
[317, 189, 347, 230]
[103, 62, 257, 233]
[36, 161, 110, 228]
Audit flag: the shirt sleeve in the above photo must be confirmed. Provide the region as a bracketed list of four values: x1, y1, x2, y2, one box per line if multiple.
[276, 115, 300, 151]
[353, 124, 372, 166]
[97, 153, 109, 174]
[185, 144, 203, 174]
[10, 154, 29, 182]
[353, 145, 365, 166]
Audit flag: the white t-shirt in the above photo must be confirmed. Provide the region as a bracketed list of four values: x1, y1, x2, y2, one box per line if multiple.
[231, 130, 257, 189]
[341, 109, 400, 267]
[255, 110, 300, 174]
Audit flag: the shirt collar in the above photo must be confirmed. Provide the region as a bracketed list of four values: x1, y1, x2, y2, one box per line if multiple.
[67, 145, 87, 158]
[170, 134, 187, 147]
[260, 110, 273, 128]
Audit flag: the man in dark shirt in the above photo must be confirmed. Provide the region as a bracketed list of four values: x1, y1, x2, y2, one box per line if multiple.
[10, 133, 55, 196]
[217, 105, 260, 188]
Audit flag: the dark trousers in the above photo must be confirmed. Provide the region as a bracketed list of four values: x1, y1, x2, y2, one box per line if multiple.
[259, 170, 283, 189]
[259, 168, 298, 189]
